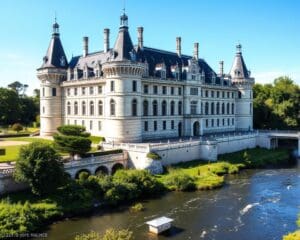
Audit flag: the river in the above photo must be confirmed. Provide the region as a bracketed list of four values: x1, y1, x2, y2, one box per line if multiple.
[42, 168, 300, 240]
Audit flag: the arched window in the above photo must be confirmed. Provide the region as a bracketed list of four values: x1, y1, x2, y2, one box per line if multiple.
[132, 99, 137, 116]
[98, 100, 103, 116]
[205, 102, 209, 115]
[90, 101, 94, 115]
[67, 102, 71, 115]
[227, 103, 230, 114]
[216, 102, 220, 115]
[170, 101, 175, 115]
[211, 102, 215, 115]
[110, 99, 115, 116]
[152, 100, 158, 116]
[222, 103, 225, 114]
[82, 101, 86, 115]
[162, 100, 167, 116]
[238, 91, 242, 98]
[143, 100, 148, 116]
[74, 101, 78, 115]
[178, 101, 182, 115]
[232, 103, 235, 114]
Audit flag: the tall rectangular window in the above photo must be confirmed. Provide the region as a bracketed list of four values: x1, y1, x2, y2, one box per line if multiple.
[42, 88, 45, 97]
[153, 85, 158, 94]
[82, 87, 86, 95]
[163, 120, 166, 130]
[143, 85, 148, 94]
[74, 88, 78, 96]
[98, 121, 102, 131]
[171, 87, 174, 95]
[89, 86, 94, 95]
[52, 88, 56, 96]
[132, 80, 137, 92]
[110, 81, 114, 92]
[154, 121, 157, 131]
[171, 120, 174, 129]
[98, 86, 103, 94]
[190, 87, 198, 95]
[90, 120, 93, 130]
[144, 121, 148, 131]
[178, 87, 182, 95]
[162, 86, 167, 95]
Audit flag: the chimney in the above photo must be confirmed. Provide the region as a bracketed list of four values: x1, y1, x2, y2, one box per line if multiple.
[104, 28, 110, 53]
[193, 42, 199, 60]
[83, 36, 88, 57]
[219, 61, 224, 76]
[176, 37, 181, 56]
[137, 27, 144, 49]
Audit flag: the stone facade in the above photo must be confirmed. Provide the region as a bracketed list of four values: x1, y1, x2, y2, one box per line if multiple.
[37, 14, 254, 143]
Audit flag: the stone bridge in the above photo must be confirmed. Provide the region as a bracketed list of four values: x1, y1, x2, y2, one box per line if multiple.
[258, 130, 300, 157]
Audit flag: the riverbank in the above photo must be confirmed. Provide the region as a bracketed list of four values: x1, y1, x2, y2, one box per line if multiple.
[0, 147, 291, 237]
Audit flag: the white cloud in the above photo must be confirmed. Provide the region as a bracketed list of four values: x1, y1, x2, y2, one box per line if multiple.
[252, 70, 300, 85]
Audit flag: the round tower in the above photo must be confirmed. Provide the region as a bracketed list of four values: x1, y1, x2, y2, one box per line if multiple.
[101, 12, 145, 143]
[37, 21, 68, 136]
[230, 44, 254, 131]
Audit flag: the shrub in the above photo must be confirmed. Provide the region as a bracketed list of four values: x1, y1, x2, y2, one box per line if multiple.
[164, 171, 196, 191]
[283, 231, 300, 240]
[146, 152, 161, 160]
[57, 125, 90, 137]
[14, 142, 66, 196]
[11, 123, 23, 133]
[130, 203, 144, 213]
[74, 229, 133, 240]
[75, 231, 101, 240]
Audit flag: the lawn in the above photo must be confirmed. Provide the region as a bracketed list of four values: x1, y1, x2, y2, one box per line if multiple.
[0, 127, 39, 135]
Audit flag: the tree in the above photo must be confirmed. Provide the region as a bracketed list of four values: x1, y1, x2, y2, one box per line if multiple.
[53, 125, 91, 157]
[14, 142, 66, 196]
[0, 88, 20, 125]
[11, 123, 23, 133]
[7, 81, 28, 96]
[74, 229, 133, 240]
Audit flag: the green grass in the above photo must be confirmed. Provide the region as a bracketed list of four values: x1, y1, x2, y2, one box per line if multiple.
[0, 127, 39, 135]
[0, 145, 22, 162]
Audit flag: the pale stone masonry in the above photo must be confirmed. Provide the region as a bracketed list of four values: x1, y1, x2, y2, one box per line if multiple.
[37, 13, 254, 143]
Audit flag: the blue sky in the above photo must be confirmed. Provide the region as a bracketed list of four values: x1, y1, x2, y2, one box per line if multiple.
[0, 0, 299, 94]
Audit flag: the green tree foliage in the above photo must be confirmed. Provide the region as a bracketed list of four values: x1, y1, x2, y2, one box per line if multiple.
[53, 125, 91, 157]
[11, 123, 23, 133]
[14, 142, 66, 196]
[253, 76, 300, 129]
[74, 229, 133, 240]
[7, 81, 28, 96]
[163, 171, 196, 191]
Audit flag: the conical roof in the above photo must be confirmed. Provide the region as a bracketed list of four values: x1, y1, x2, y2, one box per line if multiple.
[230, 44, 249, 79]
[40, 22, 68, 69]
[112, 13, 135, 61]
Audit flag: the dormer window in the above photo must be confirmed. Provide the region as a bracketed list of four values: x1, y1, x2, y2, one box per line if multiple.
[171, 64, 180, 80]
[155, 63, 166, 79]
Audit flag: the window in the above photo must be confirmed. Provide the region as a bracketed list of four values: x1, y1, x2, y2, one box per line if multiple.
[227, 103, 230, 114]
[212, 119, 214, 127]
[144, 121, 148, 131]
[222, 118, 225, 126]
[205, 102, 209, 115]
[98, 121, 102, 131]
[74, 102, 78, 115]
[250, 103, 252, 114]
[178, 101, 182, 115]
[153, 85, 158, 94]
[67, 102, 71, 115]
[211, 102, 215, 115]
[232, 92, 234, 98]
[110, 81, 115, 92]
[227, 118, 230, 126]
[222, 91, 225, 98]
[205, 90, 208, 97]
[132, 80, 137, 92]
[216, 102, 220, 114]
[89, 87, 94, 95]
[232, 103, 235, 114]
[90, 120, 93, 130]
[154, 121, 157, 131]
[206, 119, 208, 127]
[82, 101, 86, 115]
[90, 101, 94, 115]
[143, 85, 148, 94]
[98, 86, 103, 94]
[98, 101, 103, 115]
[217, 119, 220, 127]
[222, 103, 225, 114]
[178, 87, 182, 95]
[82, 87, 86, 95]
[110, 99, 115, 116]
[67, 88, 71, 96]
[211, 91, 214, 98]
[171, 120, 174, 129]
[52, 88, 56, 96]
[217, 91, 220, 98]
[232, 118, 234, 125]
[132, 99, 138, 116]
[143, 100, 148, 116]
[190, 101, 197, 115]
[82, 120, 85, 126]
[171, 87, 174, 95]
[42, 88, 45, 97]
[74, 88, 78, 96]
[162, 86, 167, 95]
[152, 100, 158, 116]
[238, 91, 242, 98]
[163, 121, 166, 130]
[162, 100, 167, 116]
[170, 101, 175, 115]
[190, 87, 198, 95]
[227, 92, 230, 98]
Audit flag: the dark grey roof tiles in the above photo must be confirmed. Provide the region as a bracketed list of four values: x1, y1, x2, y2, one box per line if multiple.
[230, 51, 249, 79]
[112, 26, 135, 61]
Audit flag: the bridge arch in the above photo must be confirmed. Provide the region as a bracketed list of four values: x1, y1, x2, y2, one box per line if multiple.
[111, 163, 124, 175]
[75, 169, 91, 179]
[95, 166, 109, 175]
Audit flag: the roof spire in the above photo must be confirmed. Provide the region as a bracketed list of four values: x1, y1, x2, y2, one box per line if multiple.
[236, 43, 242, 54]
[52, 13, 59, 36]
[120, 3, 128, 28]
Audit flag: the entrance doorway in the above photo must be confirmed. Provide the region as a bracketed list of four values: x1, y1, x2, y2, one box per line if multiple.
[193, 121, 200, 136]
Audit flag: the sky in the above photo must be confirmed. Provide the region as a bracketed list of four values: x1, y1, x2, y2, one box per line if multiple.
[0, 0, 299, 95]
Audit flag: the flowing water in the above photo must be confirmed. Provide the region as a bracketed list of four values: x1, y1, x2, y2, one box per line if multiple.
[42, 168, 300, 240]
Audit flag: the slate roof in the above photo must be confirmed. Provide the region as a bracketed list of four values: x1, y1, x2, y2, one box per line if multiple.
[40, 24, 68, 69]
[230, 46, 249, 79]
[112, 25, 135, 61]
